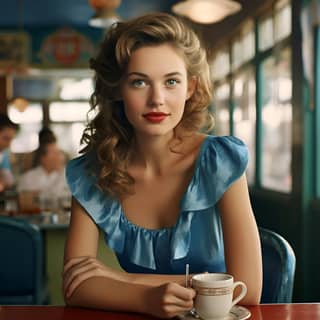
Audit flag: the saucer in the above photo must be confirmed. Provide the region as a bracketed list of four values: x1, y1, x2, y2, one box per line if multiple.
[178, 306, 251, 320]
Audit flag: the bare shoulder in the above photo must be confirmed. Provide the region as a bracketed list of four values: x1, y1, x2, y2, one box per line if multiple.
[170, 133, 208, 173]
[178, 133, 208, 155]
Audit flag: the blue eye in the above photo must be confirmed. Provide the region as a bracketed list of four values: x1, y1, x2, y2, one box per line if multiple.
[131, 79, 146, 88]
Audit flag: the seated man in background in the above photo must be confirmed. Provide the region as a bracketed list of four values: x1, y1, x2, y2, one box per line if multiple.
[0, 114, 18, 192]
[32, 126, 57, 167]
[17, 140, 70, 212]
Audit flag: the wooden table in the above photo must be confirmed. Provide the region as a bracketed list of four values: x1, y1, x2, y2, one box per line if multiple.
[0, 304, 320, 320]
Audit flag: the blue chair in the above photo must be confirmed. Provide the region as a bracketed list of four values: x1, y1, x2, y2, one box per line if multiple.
[0, 216, 49, 305]
[259, 227, 296, 303]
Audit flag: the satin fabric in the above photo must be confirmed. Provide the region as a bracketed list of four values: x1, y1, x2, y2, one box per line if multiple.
[66, 135, 248, 274]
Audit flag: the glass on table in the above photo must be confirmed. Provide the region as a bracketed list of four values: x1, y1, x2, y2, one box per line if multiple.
[59, 195, 71, 213]
[18, 191, 42, 214]
[36, 193, 59, 213]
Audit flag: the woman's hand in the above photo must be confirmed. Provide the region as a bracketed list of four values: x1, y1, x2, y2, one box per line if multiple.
[145, 282, 196, 319]
[63, 256, 126, 298]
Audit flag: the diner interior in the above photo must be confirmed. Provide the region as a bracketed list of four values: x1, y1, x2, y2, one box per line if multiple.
[0, 0, 320, 319]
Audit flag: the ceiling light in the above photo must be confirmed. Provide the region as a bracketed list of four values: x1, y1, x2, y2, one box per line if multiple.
[172, 0, 242, 24]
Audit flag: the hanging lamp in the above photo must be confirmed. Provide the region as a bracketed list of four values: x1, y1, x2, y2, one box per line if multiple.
[88, 0, 121, 28]
[172, 0, 242, 24]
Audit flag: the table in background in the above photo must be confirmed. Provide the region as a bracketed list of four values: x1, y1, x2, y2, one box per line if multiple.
[13, 211, 70, 230]
[0, 304, 320, 320]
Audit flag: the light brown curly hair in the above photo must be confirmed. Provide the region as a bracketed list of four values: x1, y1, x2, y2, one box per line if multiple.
[81, 12, 213, 199]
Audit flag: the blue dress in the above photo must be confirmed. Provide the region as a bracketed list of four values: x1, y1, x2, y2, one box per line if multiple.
[66, 135, 248, 275]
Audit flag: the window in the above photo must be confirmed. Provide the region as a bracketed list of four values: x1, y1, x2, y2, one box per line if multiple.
[213, 83, 231, 136]
[10, 71, 94, 160]
[259, 15, 274, 51]
[232, 38, 242, 71]
[232, 21, 255, 70]
[50, 102, 89, 122]
[49, 101, 93, 158]
[211, 0, 292, 193]
[242, 25, 255, 63]
[260, 48, 292, 192]
[275, 1, 292, 42]
[58, 77, 93, 101]
[258, 1, 291, 52]
[233, 68, 256, 185]
[13, 73, 94, 101]
[211, 48, 230, 81]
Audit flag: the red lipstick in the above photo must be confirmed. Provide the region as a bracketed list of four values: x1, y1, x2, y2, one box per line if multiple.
[143, 112, 169, 123]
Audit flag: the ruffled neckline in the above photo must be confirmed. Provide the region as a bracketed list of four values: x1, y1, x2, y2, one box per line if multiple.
[116, 135, 211, 234]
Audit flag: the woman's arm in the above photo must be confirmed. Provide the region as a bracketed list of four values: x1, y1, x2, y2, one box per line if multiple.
[63, 197, 195, 318]
[218, 174, 262, 305]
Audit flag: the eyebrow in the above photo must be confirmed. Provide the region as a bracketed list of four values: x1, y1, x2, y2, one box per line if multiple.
[126, 71, 183, 78]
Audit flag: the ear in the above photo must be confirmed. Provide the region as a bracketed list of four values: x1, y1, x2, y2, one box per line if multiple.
[186, 76, 197, 100]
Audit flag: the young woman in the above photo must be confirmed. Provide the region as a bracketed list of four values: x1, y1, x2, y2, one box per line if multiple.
[63, 12, 262, 318]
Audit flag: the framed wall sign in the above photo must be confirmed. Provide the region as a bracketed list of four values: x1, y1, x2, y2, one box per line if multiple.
[0, 32, 30, 67]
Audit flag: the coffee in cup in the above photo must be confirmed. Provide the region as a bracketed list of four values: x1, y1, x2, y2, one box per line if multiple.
[191, 273, 247, 319]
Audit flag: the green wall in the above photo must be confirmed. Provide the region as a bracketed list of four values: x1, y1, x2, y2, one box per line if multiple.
[45, 229, 121, 305]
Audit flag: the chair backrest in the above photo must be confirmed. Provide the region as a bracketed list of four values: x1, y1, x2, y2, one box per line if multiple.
[259, 227, 296, 303]
[0, 216, 45, 304]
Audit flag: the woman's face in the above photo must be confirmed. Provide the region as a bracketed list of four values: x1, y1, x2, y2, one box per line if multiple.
[41, 143, 65, 172]
[120, 43, 195, 139]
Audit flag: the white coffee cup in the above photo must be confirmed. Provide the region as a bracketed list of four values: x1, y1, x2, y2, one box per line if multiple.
[191, 273, 247, 319]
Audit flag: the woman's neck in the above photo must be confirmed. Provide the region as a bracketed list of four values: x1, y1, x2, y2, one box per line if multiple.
[40, 162, 57, 175]
[131, 132, 179, 176]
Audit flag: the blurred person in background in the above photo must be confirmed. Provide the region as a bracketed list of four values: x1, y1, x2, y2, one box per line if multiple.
[0, 114, 18, 192]
[38, 127, 56, 145]
[17, 139, 70, 211]
[32, 126, 57, 167]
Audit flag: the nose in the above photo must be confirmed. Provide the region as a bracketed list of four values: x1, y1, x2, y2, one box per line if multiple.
[148, 84, 164, 107]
